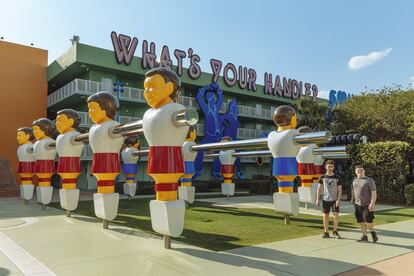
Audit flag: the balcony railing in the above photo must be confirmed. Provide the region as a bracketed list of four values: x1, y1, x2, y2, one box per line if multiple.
[76, 112, 266, 140]
[76, 112, 267, 160]
[48, 79, 273, 120]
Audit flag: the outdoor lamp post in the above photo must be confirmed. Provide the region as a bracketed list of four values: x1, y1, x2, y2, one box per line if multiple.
[113, 80, 124, 122]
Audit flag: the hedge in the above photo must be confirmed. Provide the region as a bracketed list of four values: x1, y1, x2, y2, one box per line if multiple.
[348, 141, 411, 203]
[404, 183, 414, 205]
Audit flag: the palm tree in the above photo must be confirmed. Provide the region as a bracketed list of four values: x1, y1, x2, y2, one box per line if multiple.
[295, 97, 330, 131]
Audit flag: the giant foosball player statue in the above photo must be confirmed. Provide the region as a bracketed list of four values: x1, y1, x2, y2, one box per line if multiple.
[142, 67, 189, 249]
[218, 136, 236, 199]
[179, 127, 197, 205]
[121, 136, 140, 198]
[296, 126, 317, 207]
[56, 109, 84, 217]
[16, 127, 36, 204]
[267, 106, 300, 223]
[88, 92, 124, 229]
[32, 118, 57, 210]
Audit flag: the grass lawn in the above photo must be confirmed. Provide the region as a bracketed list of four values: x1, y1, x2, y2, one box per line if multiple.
[50, 198, 414, 251]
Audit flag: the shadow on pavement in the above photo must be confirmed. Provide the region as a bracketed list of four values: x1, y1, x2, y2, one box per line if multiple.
[0, 268, 10, 276]
[176, 246, 382, 276]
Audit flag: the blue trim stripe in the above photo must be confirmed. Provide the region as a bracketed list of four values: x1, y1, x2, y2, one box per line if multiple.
[184, 161, 195, 174]
[123, 163, 137, 174]
[272, 157, 298, 176]
[278, 181, 294, 187]
[180, 178, 193, 182]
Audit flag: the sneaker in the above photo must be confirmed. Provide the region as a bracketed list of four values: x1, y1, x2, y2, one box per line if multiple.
[357, 235, 368, 242]
[371, 231, 378, 243]
[322, 232, 330, 238]
[332, 231, 342, 239]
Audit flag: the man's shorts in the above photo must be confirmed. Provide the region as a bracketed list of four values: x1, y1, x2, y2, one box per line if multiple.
[354, 204, 375, 223]
[322, 200, 339, 214]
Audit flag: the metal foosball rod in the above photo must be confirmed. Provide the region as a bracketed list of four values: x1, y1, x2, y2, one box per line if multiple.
[47, 109, 198, 148]
[204, 146, 348, 159]
[190, 131, 332, 153]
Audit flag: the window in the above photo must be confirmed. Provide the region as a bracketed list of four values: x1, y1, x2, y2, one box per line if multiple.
[101, 78, 113, 92]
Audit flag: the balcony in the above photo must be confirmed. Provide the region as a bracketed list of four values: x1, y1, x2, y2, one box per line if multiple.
[48, 79, 274, 121]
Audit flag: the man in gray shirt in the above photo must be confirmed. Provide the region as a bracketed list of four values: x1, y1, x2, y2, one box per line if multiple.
[351, 165, 378, 243]
[316, 160, 342, 239]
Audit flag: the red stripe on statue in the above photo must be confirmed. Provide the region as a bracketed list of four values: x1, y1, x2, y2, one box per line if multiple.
[91, 153, 120, 173]
[21, 177, 32, 181]
[221, 165, 234, 174]
[148, 146, 184, 174]
[155, 183, 179, 191]
[35, 160, 55, 174]
[301, 179, 313, 183]
[298, 163, 315, 175]
[314, 165, 324, 174]
[38, 178, 51, 182]
[97, 180, 115, 187]
[18, 162, 35, 173]
[58, 157, 81, 173]
[62, 178, 77, 183]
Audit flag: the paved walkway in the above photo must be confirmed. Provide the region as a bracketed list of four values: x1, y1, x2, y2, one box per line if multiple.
[0, 196, 412, 276]
[338, 251, 414, 275]
[197, 195, 399, 216]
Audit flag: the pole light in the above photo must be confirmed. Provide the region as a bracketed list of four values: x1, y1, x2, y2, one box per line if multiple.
[113, 80, 124, 122]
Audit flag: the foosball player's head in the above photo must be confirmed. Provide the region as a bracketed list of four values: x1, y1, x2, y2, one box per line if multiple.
[17, 127, 35, 144]
[221, 136, 233, 143]
[87, 92, 119, 124]
[32, 118, 56, 140]
[272, 105, 297, 130]
[143, 67, 181, 108]
[124, 136, 140, 149]
[298, 126, 313, 134]
[56, 109, 81, 134]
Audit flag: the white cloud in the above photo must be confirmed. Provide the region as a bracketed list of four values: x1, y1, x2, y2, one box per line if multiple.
[318, 90, 329, 100]
[410, 76, 414, 88]
[348, 48, 393, 70]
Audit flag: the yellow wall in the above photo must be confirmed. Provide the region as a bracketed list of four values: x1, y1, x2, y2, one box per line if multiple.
[0, 41, 47, 196]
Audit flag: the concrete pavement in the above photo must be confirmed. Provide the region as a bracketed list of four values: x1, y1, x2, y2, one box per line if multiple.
[197, 195, 399, 216]
[0, 196, 413, 276]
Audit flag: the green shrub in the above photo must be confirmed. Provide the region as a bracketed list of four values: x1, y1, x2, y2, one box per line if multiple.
[349, 141, 411, 203]
[404, 183, 414, 205]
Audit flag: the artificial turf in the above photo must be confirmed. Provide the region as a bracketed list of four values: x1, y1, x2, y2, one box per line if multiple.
[50, 197, 414, 251]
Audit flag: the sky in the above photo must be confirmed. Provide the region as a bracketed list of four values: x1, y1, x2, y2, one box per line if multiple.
[1, 0, 413, 99]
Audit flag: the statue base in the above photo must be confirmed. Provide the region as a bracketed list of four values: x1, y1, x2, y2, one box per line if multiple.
[149, 199, 185, 237]
[273, 192, 299, 216]
[298, 186, 318, 204]
[221, 183, 235, 196]
[123, 183, 137, 197]
[20, 185, 34, 201]
[178, 186, 195, 204]
[60, 189, 80, 211]
[36, 186, 53, 205]
[93, 193, 119, 221]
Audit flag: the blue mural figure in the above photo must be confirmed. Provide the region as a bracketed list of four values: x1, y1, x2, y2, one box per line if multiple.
[194, 83, 225, 179]
[329, 90, 351, 111]
[222, 100, 243, 179]
[336, 90, 348, 104]
[329, 90, 337, 111]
